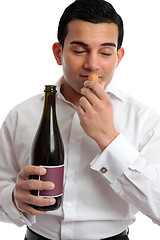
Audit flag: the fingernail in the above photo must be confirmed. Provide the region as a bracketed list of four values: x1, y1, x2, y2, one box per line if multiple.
[40, 168, 46, 175]
[50, 198, 55, 204]
[84, 81, 90, 87]
[49, 183, 55, 189]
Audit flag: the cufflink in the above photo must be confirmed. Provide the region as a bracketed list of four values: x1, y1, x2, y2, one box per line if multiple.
[100, 167, 108, 174]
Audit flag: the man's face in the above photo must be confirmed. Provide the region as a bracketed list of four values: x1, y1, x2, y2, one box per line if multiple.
[54, 19, 124, 95]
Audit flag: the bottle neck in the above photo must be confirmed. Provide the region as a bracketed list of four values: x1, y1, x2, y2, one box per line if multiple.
[43, 86, 57, 120]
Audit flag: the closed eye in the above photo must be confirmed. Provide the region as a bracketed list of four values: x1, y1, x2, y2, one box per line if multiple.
[101, 53, 112, 56]
[73, 50, 87, 54]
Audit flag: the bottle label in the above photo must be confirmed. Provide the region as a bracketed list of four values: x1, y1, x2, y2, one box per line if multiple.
[38, 165, 64, 198]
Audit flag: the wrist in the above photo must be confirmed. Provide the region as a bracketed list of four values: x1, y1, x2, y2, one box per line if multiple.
[97, 130, 119, 151]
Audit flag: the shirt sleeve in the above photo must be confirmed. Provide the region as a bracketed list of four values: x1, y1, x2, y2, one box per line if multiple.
[90, 113, 160, 225]
[90, 133, 139, 182]
[0, 112, 35, 226]
[0, 184, 35, 227]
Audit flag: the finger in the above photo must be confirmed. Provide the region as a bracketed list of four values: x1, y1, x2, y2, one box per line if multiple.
[17, 202, 46, 215]
[24, 194, 56, 207]
[22, 179, 55, 191]
[79, 96, 92, 113]
[77, 106, 87, 127]
[77, 105, 85, 118]
[15, 189, 56, 210]
[20, 165, 46, 179]
[81, 87, 98, 105]
[84, 81, 106, 100]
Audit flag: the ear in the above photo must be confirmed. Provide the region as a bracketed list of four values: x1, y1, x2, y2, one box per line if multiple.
[52, 42, 62, 65]
[116, 47, 125, 68]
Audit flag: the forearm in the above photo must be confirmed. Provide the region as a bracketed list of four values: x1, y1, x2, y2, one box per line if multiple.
[91, 133, 160, 225]
[0, 122, 36, 226]
[0, 182, 35, 226]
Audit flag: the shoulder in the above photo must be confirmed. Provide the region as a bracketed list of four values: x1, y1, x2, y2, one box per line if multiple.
[108, 84, 160, 127]
[4, 94, 43, 127]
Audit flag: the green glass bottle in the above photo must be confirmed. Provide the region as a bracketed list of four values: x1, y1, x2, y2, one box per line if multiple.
[30, 85, 64, 211]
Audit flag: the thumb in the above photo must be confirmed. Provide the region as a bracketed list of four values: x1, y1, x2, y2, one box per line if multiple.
[99, 81, 105, 89]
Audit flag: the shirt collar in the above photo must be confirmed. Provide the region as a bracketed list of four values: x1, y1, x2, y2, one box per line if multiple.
[105, 83, 125, 102]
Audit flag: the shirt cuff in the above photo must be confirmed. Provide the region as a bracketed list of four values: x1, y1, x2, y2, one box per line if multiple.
[90, 133, 139, 183]
[1, 184, 36, 226]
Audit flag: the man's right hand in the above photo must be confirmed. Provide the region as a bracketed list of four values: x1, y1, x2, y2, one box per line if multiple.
[13, 165, 56, 215]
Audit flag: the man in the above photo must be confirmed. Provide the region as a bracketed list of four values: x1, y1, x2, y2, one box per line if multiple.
[0, 0, 160, 239]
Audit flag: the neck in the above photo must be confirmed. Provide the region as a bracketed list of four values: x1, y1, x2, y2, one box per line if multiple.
[60, 80, 82, 107]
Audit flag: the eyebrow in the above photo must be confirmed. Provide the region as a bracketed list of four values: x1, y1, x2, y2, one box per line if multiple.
[70, 41, 88, 47]
[100, 42, 116, 48]
[70, 41, 116, 48]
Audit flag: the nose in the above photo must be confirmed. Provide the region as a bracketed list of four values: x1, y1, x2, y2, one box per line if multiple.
[83, 52, 100, 71]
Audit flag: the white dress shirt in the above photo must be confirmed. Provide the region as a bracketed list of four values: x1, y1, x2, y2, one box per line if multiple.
[0, 77, 160, 240]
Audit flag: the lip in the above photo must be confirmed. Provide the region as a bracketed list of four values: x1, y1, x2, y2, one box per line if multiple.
[80, 75, 89, 78]
[79, 75, 89, 81]
[80, 74, 102, 79]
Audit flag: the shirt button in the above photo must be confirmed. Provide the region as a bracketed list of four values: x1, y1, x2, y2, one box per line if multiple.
[67, 202, 72, 208]
[100, 167, 108, 174]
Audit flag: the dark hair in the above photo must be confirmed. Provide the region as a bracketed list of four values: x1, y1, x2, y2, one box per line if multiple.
[57, 0, 124, 50]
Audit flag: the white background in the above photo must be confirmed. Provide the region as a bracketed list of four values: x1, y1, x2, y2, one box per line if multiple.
[0, 0, 160, 239]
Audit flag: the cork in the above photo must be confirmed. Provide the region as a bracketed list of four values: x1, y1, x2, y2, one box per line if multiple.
[88, 73, 98, 82]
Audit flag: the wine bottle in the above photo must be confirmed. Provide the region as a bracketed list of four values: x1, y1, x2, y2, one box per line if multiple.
[30, 85, 64, 211]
